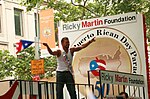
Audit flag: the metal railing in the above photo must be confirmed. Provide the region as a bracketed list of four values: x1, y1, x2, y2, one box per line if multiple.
[0, 80, 94, 99]
[87, 70, 146, 99]
[0, 70, 146, 99]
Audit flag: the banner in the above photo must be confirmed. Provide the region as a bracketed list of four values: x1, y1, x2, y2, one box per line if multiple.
[58, 12, 148, 98]
[100, 70, 144, 87]
[40, 9, 56, 58]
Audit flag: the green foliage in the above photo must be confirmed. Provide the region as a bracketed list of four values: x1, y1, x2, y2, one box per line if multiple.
[0, 47, 57, 80]
[14, 47, 35, 80]
[0, 50, 15, 79]
[21, 0, 150, 34]
[1, 0, 150, 80]
[43, 56, 57, 78]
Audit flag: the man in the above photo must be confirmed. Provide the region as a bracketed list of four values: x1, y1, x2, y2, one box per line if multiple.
[43, 37, 95, 99]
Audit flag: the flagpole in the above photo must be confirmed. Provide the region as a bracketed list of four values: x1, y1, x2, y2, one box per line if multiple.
[35, 1, 40, 60]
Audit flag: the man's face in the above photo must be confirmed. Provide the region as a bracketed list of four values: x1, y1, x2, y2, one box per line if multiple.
[62, 39, 70, 49]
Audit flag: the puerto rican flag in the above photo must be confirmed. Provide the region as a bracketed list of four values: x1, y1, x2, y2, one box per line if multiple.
[15, 40, 34, 54]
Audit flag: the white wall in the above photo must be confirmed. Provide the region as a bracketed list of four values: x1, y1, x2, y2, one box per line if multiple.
[0, 0, 36, 55]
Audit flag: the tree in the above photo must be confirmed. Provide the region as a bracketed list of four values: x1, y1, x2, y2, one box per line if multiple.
[0, 50, 15, 79]
[0, 47, 57, 80]
[21, 0, 150, 36]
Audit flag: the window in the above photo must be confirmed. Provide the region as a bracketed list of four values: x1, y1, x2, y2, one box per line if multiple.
[14, 8, 23, 36]
[0, 5, 2, 33]
[0, 44, 8, 50]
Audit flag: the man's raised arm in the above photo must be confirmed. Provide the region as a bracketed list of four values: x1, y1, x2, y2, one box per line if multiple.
[70, 37, 96, 53]
[43, 43, 61, 57]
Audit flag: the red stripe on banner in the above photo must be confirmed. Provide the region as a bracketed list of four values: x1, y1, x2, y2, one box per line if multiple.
[0, 81, 19, 99]
[143, 14, 150, 98]
[18, 94, 21, 99]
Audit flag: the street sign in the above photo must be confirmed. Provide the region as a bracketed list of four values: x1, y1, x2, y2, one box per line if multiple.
[31, 59, 45, 75]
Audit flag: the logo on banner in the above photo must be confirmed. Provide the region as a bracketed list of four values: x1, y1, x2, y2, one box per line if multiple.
[72, 27, 141, 98]
[90, 57, 106, 76]
[43, 28, 51, 38]
[73, 27, 141, 76]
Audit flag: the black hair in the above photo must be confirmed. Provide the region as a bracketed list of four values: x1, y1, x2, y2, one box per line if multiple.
[61, 37, 69, 44]
[119, 92, 129, 98]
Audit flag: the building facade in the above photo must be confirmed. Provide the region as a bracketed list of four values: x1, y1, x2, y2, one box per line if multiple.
[0, 0, 37, 55]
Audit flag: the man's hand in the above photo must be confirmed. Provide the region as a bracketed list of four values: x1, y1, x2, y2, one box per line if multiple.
[70, 37, 96, 55]
[43, 43, 48, 47]
[42, 43, 60, 57]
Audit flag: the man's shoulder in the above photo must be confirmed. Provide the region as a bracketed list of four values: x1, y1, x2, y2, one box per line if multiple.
[69, 48, 74, 52]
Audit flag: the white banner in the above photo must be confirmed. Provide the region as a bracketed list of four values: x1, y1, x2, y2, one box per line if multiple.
[100, 70, 144, 87]
[58, 12, 148, 98]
